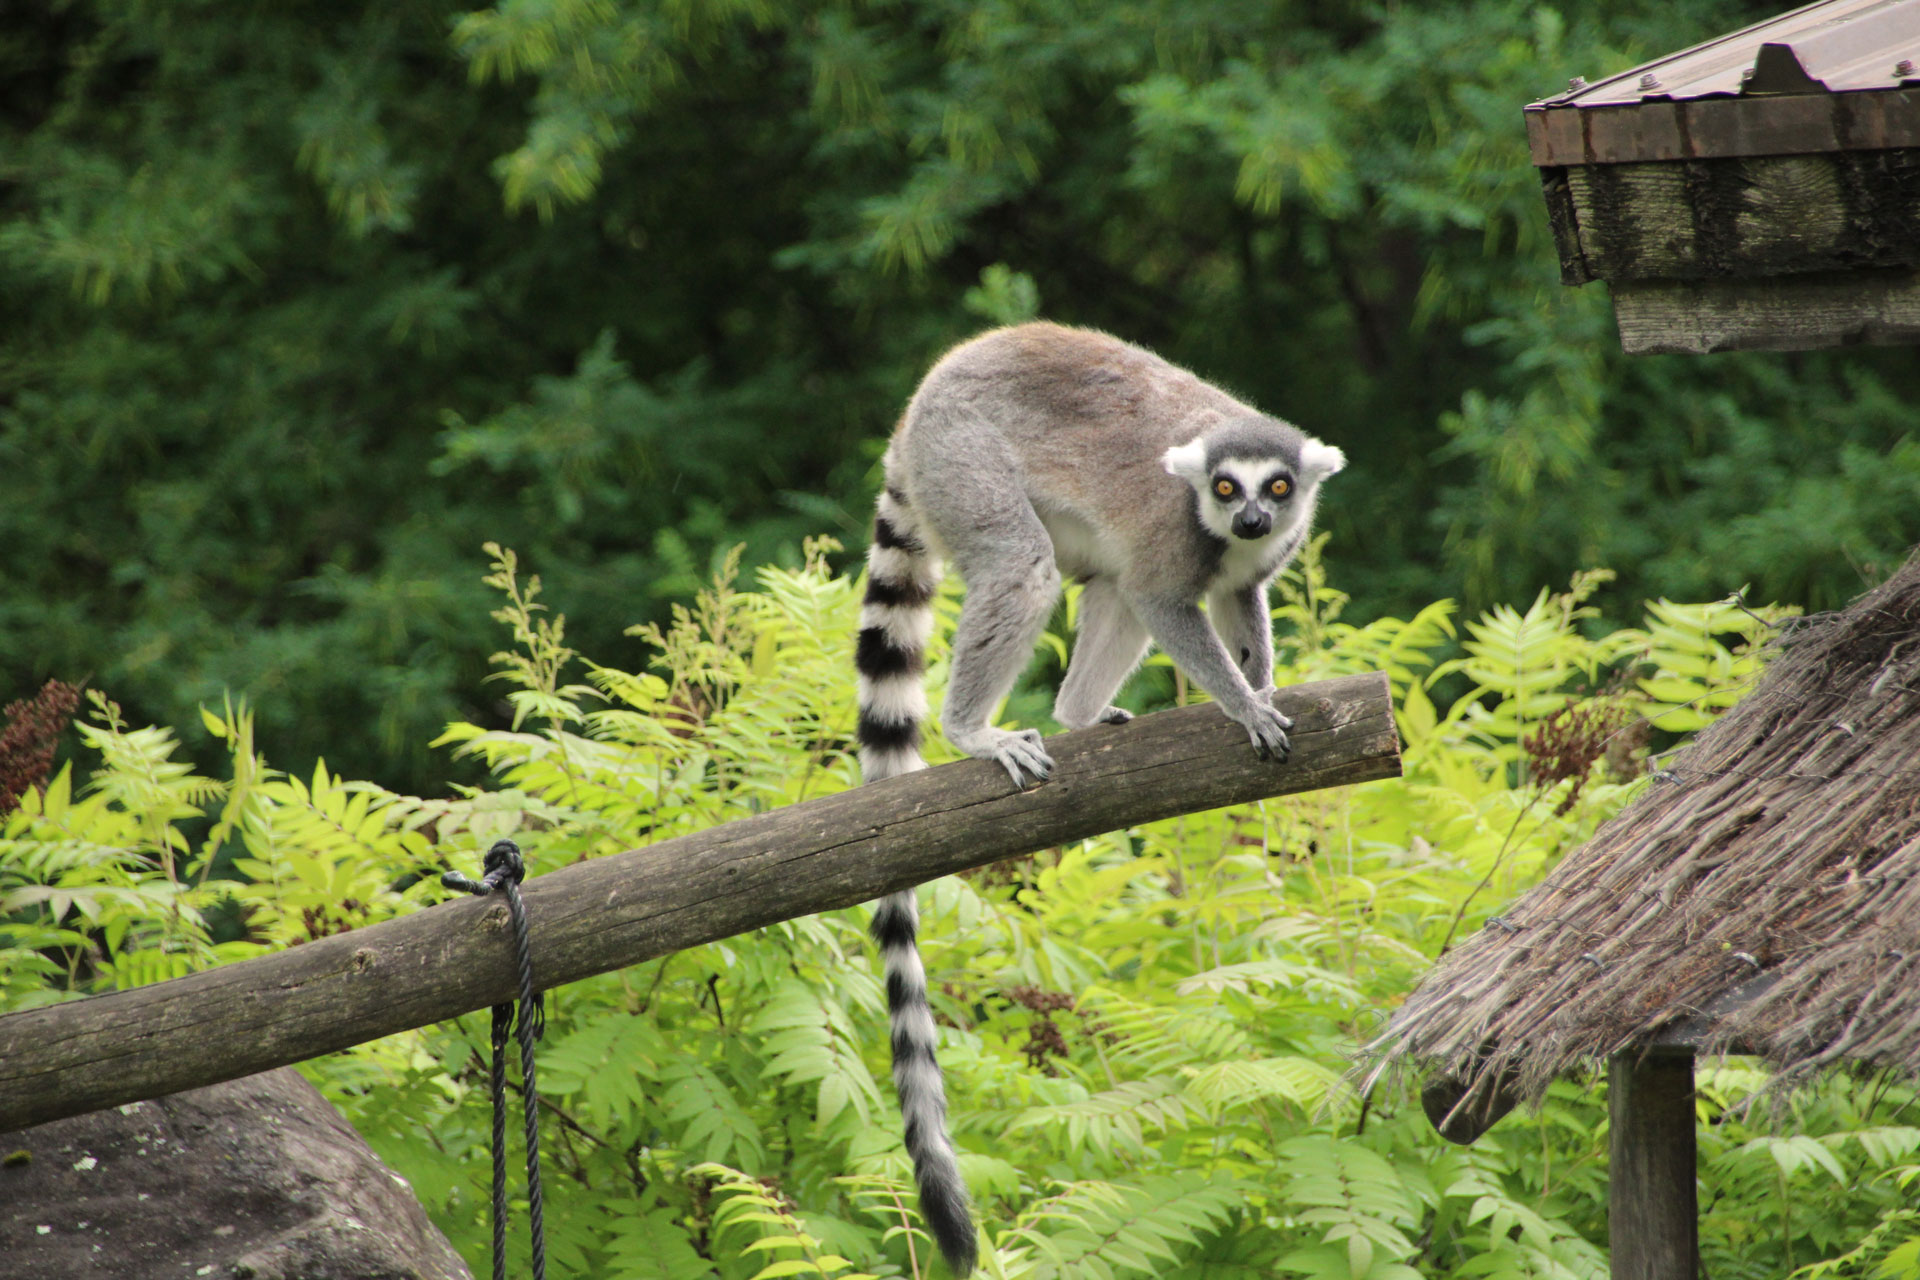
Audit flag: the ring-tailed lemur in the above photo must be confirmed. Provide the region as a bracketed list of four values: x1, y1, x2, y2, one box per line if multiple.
[856, 321, 1344, 1274]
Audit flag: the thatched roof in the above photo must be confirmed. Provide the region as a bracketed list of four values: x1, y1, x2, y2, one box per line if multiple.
[1370, 550, 1920, 1139]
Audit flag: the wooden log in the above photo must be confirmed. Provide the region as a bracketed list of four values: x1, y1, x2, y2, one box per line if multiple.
[1609, 1051, 1698, 1280]
[0, 672, 1399, 1131]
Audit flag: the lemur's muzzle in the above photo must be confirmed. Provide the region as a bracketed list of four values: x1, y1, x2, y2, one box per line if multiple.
[1231, 506, 1272, 540]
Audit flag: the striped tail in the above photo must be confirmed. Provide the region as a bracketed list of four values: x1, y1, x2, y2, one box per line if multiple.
[857, 486, 976, 1275]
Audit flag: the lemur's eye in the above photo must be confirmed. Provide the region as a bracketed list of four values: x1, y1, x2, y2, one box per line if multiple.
[1213, 478, 1236, 499]
[1270, 477, 1291, 498]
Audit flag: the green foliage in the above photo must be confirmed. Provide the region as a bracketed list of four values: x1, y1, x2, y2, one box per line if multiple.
[6, 546, 1916, 1277]
[7, 0, 1919, 796]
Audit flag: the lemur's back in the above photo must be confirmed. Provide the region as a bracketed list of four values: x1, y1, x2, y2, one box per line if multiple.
[902, 321, 1253, 445]
[892, 323, 1257, 570]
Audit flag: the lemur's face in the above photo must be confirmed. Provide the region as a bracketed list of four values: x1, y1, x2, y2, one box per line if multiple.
[1161, 422, 1345, 545]
[1203, 459, 1296, 541]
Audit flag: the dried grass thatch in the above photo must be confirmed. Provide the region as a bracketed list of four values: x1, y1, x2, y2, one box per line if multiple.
[1370, 550, 1920, 1134]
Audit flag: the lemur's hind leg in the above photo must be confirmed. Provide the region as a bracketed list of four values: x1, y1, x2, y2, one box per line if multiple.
[1055, 576, 1149, 729]
[939, 535, 1059, 786]
[903, 420, 1060, 787]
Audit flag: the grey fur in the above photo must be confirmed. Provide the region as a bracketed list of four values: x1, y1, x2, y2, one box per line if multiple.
[1053, 577, 1149, 729]
[886, 320, 1343, 782]
[854, 322, 1342, 1275]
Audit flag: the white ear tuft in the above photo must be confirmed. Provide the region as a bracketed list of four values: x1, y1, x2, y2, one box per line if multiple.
[1299, 438, 1346, 483]
[1162, 439, 1209, 484]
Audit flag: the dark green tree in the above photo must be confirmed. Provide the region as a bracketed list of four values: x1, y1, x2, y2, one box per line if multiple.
[5, 0, 1916, 788]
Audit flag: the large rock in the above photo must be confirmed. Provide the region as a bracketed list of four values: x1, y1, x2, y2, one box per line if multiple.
[0, 1067, 472, 1280]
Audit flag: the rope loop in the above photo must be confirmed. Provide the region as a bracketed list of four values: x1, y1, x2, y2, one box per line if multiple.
[443, 838, 547, 1280]
[440, 837, 526, 896]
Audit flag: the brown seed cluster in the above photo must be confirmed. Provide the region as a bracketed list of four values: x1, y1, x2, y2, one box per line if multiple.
[290, 899, 367, 943]
[1006, 984, 1076, 1071]
[1523, 694, 1643, 815]
[0, 679, 83, 815]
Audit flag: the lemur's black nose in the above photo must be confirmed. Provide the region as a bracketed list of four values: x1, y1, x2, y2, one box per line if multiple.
[1231, 508, 1271, 540]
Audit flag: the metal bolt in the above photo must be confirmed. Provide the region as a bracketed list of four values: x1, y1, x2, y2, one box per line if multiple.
[1740, 66, 1756, 81]
[1639, 73, 1661, 90]
[1567, 76, 1588, 92]
[1897, 59, 1916, 78]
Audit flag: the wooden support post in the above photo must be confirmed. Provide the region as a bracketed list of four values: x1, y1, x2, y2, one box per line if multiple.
[1609, 1050, 1698, 1280]
[0, 672, 1398, 1131]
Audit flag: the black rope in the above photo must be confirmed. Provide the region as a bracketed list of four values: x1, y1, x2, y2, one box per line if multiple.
[443, 839, 547, 1280]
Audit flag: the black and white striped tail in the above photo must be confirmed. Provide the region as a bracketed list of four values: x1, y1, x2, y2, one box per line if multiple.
[857, 487, 976, 1275]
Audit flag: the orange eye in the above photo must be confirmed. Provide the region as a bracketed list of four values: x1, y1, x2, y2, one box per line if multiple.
[1213, 478, 1235, 498]
[1270, 478, 1291, 498]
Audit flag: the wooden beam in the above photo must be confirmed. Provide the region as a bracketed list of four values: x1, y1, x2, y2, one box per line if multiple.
[1611, 269, 1920, 354]
[0, 673, 1399, 1132]
[1420, 1070, 1523, 1146]
[1526, 89, 1920, 166]
[1559, 153, 1920, 285]
[1609, 1051, 1698, 1280]
[1648, 971, 1778, 1052]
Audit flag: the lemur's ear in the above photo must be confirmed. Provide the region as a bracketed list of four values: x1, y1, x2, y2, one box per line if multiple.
[1162, 438, 1209, 485]
[1298, 438, 1346, 484]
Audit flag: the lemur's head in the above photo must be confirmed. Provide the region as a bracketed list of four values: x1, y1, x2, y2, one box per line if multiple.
[1161, 416, 1345, 543]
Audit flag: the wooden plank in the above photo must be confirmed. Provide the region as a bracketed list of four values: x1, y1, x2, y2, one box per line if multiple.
[0, 673, 1400, 1132]
[1733, 156, 1848, 261]
[1562, 152, 1920, 283]
[1612, 268, 1920, 353]
[1526, 89, 1920, 166]
[1609, 1052, 1698, 1280]
[1564, 163, 1696, 280]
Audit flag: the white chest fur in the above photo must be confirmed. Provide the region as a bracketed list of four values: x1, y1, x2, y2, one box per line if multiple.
[1214, 531, 1281, 591]
[1210, 517, 1303, 592]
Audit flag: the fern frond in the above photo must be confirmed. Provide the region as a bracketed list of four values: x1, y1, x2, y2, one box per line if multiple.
[1182, 1056, 1345, 1117]
[1006, 1077, 1196, 1156]
[694, 1163, 879, 1280]
[1276, 1136, 1420, 1273]
[1006, 1172, 1245, 1280]
[1077, 988, 1251, 1074]
[605, 1208, 719, 1280]
[747, 978, 884, 1127]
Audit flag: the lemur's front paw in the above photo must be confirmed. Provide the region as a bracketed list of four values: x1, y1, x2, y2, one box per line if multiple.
[1097, 706, 1134, 726]
[955, 726, 1053, 788]
[1236, 701, 1294, 762]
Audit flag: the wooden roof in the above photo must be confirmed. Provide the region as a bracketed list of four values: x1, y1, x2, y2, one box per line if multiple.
[1528, 0, 1920, 173]
[1522, 0, 1920, 354]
